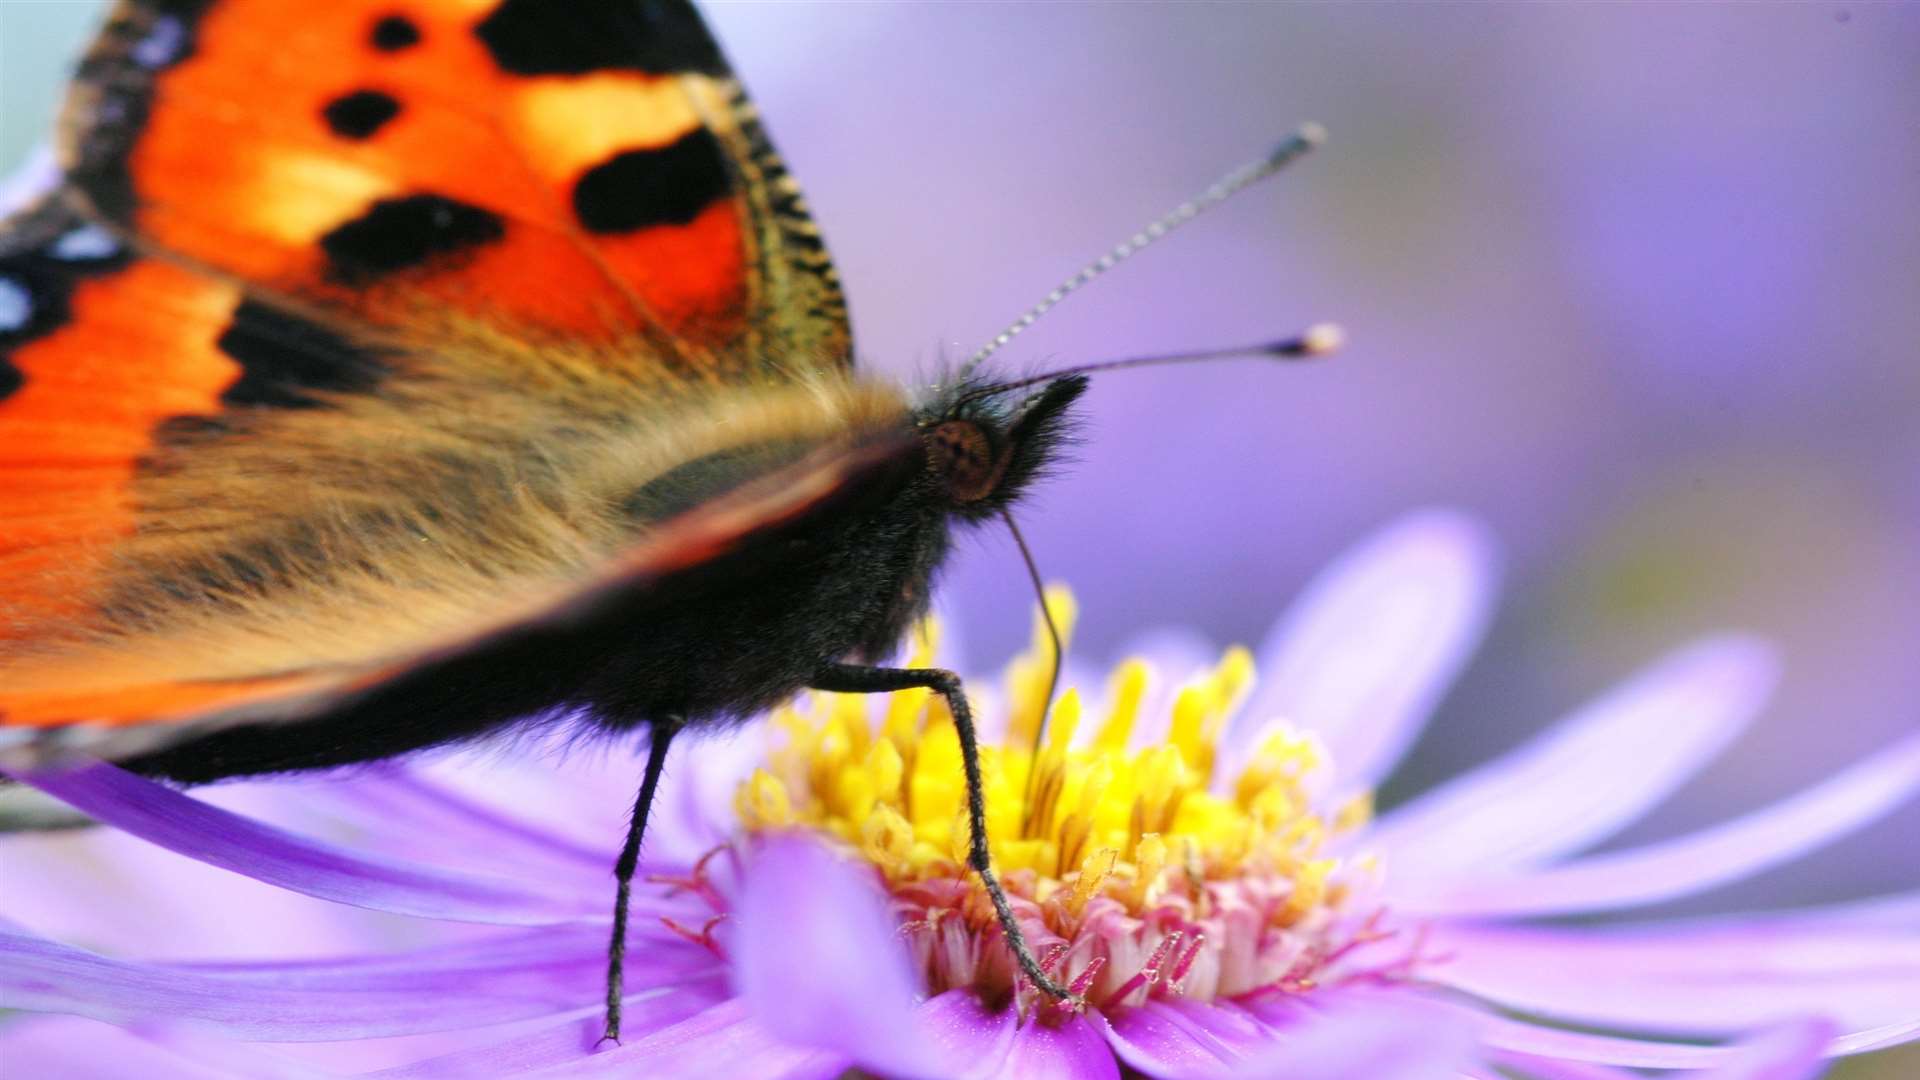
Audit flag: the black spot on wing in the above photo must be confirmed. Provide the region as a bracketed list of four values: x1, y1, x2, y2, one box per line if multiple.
[319, 194, 505, 285]
[216, 299, 389, 409]
[473, 0, 724, 77]
[370, 13, 422, 52]
[322, 90, 403, 140]
[572, 132, 730, 234]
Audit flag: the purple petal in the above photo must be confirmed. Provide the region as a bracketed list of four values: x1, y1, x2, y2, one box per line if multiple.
[1002, 1014, 1120, 1080]
[1777, 889, 1920, 931]
[1472, 1012, 1738, 1069]
[1474, 1006, 1850, 1068]
[9, 763, 597, 924]
[732, 836, 952, 1078]
[915, 990, 1018, 1076]
[1430, 921, 1920, 1032]
[1483, 1057, 1639, 1080]
[1226, 989, 1482, 1080]
[1700, 1018, 1836, 1080]
[1396, 733, 1920, 918]
[364, 998, 831, 1079]
[1099, 998, 1272, 1076]
[3, 812, 426, 959]
[1369, 636, 1777, 879]
[0, 1015, 327, 1080]
[650, 726, 778, 865]
[1487, 1017, 1844, 1079]
[289, 768, 609, 881]
[1834, 1015, 1920, 1054]
[1232, 509, 1497, 789]
[0, 924, 721, 1041]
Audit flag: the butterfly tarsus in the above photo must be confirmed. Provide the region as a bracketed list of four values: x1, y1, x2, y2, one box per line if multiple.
[601, 717, 682, 1048]
[810, 662, 1080, 1005]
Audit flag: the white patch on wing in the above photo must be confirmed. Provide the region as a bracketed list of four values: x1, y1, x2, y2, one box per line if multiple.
[131, 15, 186, 68]
[52, 225, 119, 262]
[0, 276, 32, 332]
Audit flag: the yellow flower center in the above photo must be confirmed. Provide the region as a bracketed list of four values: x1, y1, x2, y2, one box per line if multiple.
[733, 588, 1395, 1016]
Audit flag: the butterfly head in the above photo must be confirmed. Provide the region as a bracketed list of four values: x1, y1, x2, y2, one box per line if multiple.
[916, 374, 1088, 522]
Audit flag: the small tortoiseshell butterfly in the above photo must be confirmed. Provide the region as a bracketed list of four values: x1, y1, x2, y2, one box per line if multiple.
[0, 0, 1329, 1040]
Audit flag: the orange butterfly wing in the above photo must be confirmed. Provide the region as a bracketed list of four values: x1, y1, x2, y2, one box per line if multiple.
[0, 0, 872, 749]
[64, 0, 848, 362]
[0, 192, 248, 629]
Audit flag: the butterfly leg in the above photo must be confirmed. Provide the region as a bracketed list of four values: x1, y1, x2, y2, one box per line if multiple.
[600, 717, 681, 1047]
[810, 662, 1077, 1002]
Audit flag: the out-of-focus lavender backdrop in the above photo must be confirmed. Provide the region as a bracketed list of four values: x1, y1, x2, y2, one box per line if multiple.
[4, 4, 1917, 1069]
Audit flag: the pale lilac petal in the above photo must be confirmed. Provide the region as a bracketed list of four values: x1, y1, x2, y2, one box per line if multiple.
[1699, 1018, 1836, 1080]
[1775, 889, 1920, 931]
[0, 925, 707, 1040]
[2, 811, 429, 959]
[366, 998, 835, 1079]
[1369, 636, 1777, 879]
[10, 763, 596, 924]
[1488, 1017, 1843, 1079]
[1484, 1057, 1638, 1080]
[289, 769, 609, 882]
[3, 926, 549, 1037]
[0, 1015, 328, 1080]
[1472, 1013, 1735, 1069]
[421, 736, 634, 856]
[1002, 1014, 1120, 1080]
[650, 725, 776, 864]
[1835, 1015, 1920, 1054]
[1395, 733, 1920, 917]
[1429, 922, 1920, 1032]
[1490, 1020, 1835, 1080]
[1232, 509, 1497, 788]
[733, 836, 949, 1079]
[1227, 990, 1482, 1080]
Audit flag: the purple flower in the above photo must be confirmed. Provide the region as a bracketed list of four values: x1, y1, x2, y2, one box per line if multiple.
[4, 509, 1918, 1078]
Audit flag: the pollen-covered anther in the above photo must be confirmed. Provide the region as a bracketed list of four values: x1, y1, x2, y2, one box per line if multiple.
[734, 592, 1414, 1019]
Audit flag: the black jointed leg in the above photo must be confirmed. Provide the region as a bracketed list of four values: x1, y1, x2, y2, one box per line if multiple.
[811, 662, 1075, 1002]
[600, 718, 680, 1046]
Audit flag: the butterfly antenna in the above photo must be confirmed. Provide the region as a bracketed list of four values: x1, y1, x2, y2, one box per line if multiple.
[958, 122, 1328, 381]
[1002, 509, 1064, 826]
[961, 323, 1343, 407]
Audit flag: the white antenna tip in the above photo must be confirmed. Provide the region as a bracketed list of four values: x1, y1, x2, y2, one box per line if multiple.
[1301, 322, 1345, 356]
[1297, 121, 1330, 148]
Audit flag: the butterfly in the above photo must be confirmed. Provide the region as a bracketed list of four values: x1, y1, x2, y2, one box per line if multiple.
[0, 0, 1329, 1042]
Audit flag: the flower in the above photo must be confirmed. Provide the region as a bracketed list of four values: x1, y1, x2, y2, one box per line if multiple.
[4, 509, 1919, 1078]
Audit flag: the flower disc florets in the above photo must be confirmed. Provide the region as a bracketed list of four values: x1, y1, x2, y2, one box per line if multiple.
[731, 590, 1403, 1020]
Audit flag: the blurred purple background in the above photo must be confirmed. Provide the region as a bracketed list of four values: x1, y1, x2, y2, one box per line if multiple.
[4, 5, 1918, 1068]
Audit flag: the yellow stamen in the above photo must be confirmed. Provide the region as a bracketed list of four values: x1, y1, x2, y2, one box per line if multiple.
[736, 589, 1381, 1009]
[1094, 658, 1150, 752]
[1064, 847, 1117, 919]
[1005, 585, 1077, 749]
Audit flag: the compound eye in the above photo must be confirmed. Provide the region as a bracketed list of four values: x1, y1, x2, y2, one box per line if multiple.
[926, 420, 1000, 502]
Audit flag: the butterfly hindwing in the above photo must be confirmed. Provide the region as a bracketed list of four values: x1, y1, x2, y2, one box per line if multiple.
[0, 191, 245, 629]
